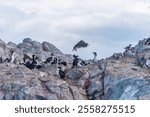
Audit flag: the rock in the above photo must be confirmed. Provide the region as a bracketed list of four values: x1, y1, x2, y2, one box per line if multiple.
[42, 41, 62, 55]
[7, 42, 17, 49]
[87, 79, 102, 96]
[88, 66, 102, 78]
[14, 92, 26, 100]
[69, 86, 87, 100]
[77, 79, 86, 88]
[0, 37, 150, 100]
[135, 38, 150, 53]
[20, 85, 31, 95]
[4, 93, 14, 100]
[23, 38, 32, 44]
[104, 76, 150, 100]
[2, 84, 11, 92]
[0, 92, 5, 99]
[145, 59, 150, 67]
[31, 41, 43, 52]
[46, 80, 74, 100]
[0, 39, 6, 50]
[124, 50, 134, 57]
[46, 81, 61, 94]
[47, 94, 58, 100]
[66, 69, 83, 80]
[112, 53, 124, 59]
[33, 95, 47, 100]
[11, 83, 21, 92]
[138, 94, 150, 100]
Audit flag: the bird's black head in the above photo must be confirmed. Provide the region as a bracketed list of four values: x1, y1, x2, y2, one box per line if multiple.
[93, 52, 97, 57]
[58, 67, 61, 70]
[10, 49, 14, 53]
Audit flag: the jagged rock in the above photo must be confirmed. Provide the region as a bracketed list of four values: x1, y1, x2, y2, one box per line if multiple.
[31, 41, 43, 52]
[135, 38, 150, 53]
[104, 76, 150, 100]
[112, 53, 124, 59]
[88, 66, 102, 78]
[66, 69, 83, 80]
[124, 50, 134, 57]
[23, 38, 32, 44]
[7, 42, 17, 49]
[87, 78, 102, 96]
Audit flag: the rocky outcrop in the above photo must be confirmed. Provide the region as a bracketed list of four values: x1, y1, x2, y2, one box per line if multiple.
[0, 38, 105, 100]
[0, 37, 149, 100]
[104, 38, 150, 100]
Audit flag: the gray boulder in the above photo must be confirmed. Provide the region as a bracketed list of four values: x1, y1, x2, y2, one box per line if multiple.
[7, 42, 17, 49]
[42, 41, 63, 55]
[88, 66, 102, 78]
[104, 75, 150, 100]
[23, 38, 32, 44]
[87, 79, 102, 96]
[66, 69, 83, 80]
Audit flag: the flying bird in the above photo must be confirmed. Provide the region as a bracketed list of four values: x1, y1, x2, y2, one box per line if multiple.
[72, 40, 89, 51]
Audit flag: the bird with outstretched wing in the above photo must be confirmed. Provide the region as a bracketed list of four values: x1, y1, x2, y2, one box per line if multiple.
[72, 40, 89, 51]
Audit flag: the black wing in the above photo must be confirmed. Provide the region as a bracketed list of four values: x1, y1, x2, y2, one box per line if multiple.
[72, 40, 89, 51]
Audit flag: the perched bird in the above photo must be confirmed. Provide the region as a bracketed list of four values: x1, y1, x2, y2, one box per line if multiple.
[44, 54, 54, 63]
[72, 55, 79, 68]
[93, 52, 97, 63]
[36, 65, 43, 69]
[5, 49, 15, 63]
[58, 60, 67, 66]
[57, 67, 65, 80]
[51, 57, 58, 65]
[124, 44, 132, 50]
[72, 40, 89, 51]
[26, 54, 38, 69]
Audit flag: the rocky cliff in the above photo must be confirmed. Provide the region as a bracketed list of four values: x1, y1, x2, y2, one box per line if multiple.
[0, 38, 149, 100]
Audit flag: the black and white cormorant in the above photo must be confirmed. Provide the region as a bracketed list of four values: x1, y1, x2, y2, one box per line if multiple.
[57, 67, 65, 80]
[5, 49, 15, 63]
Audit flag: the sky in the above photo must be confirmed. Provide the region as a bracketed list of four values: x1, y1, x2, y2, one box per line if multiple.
[0, 0, 150, 60]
